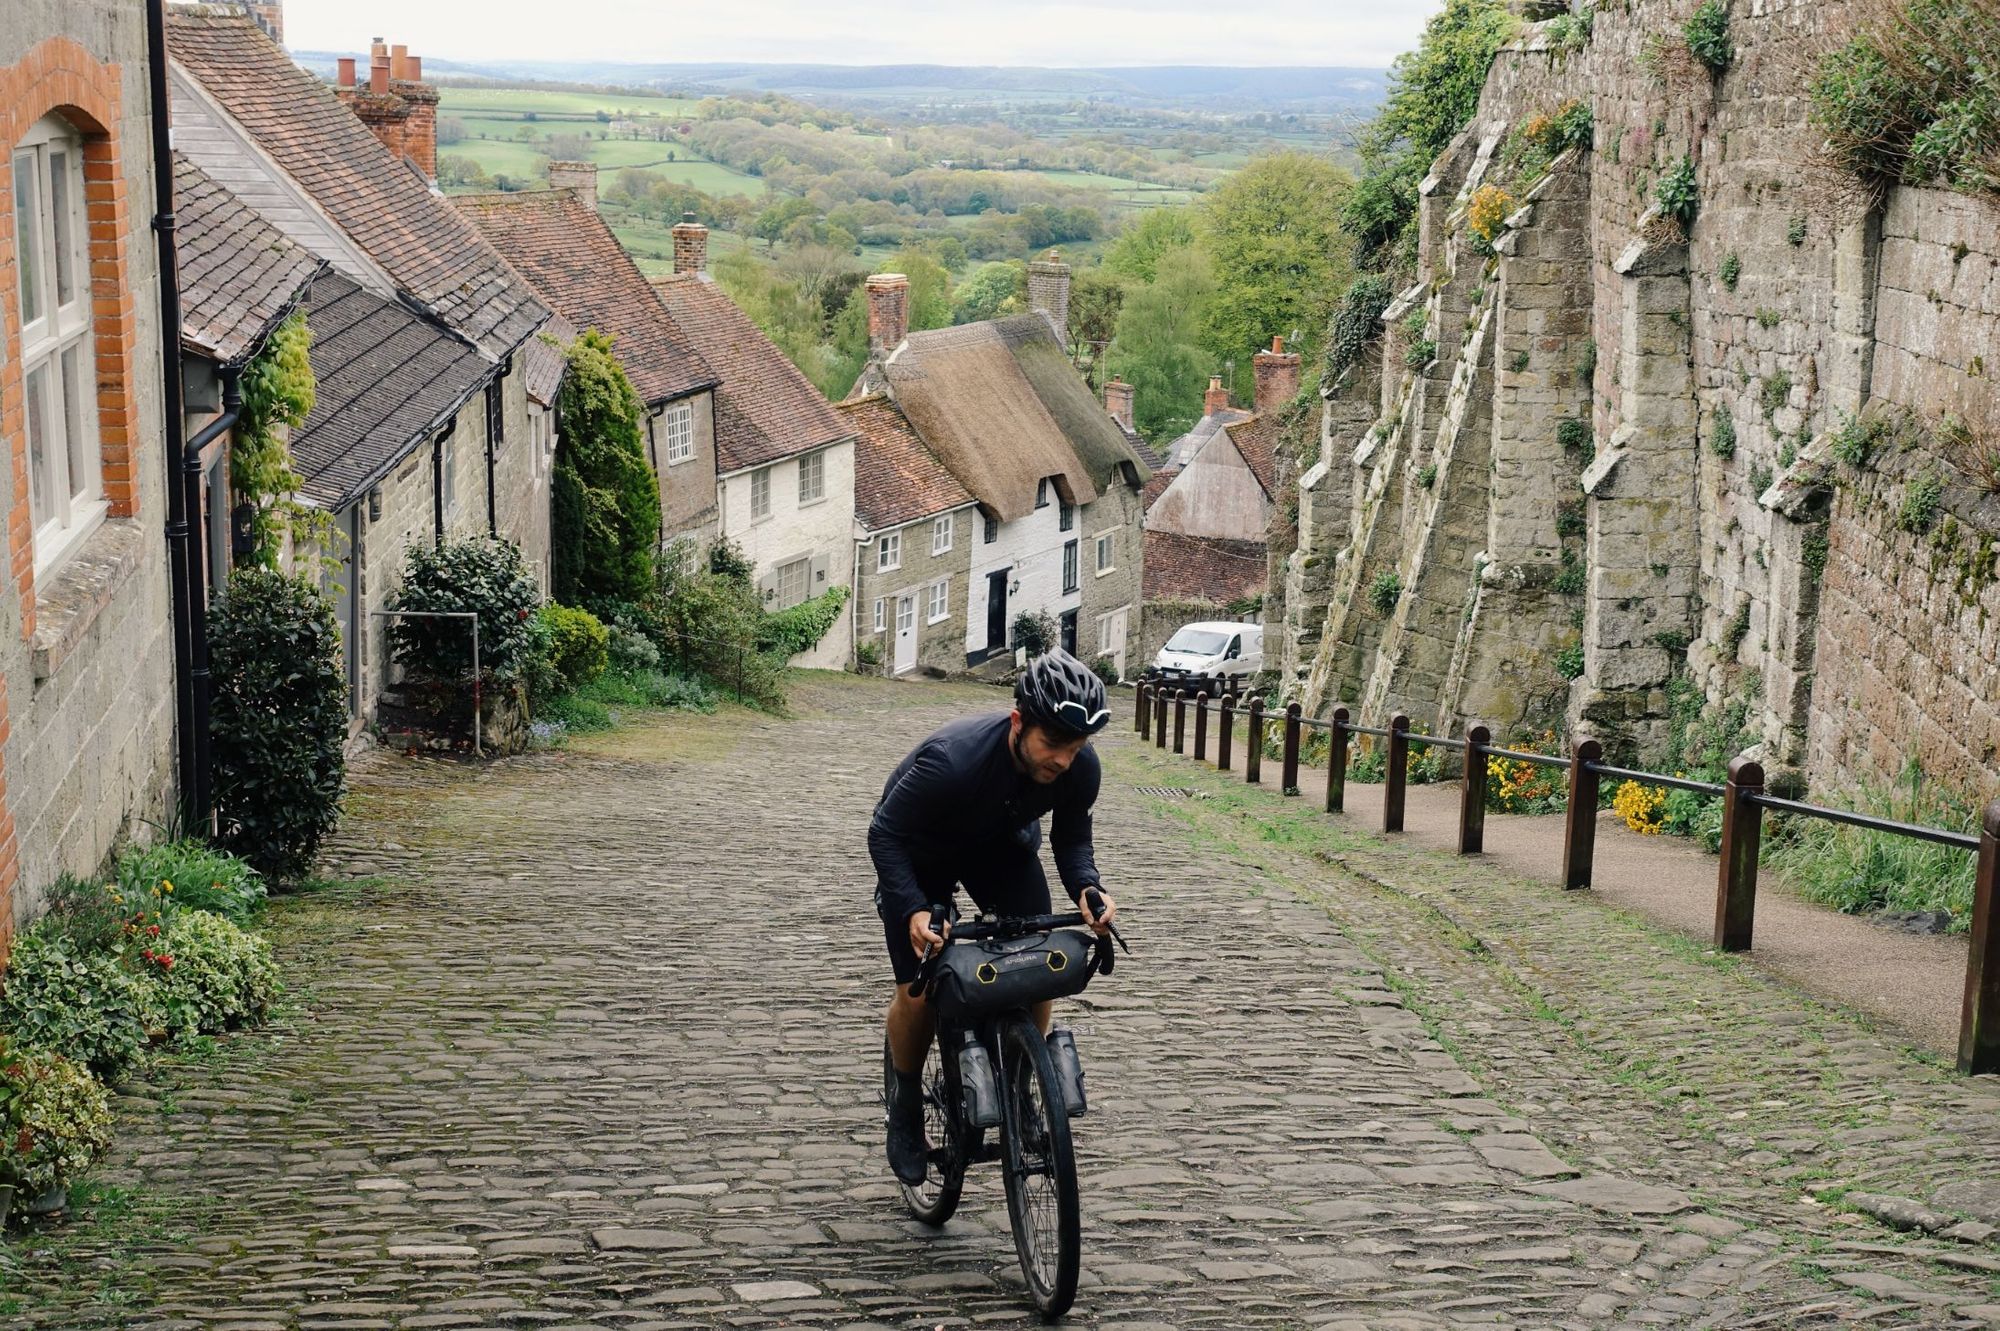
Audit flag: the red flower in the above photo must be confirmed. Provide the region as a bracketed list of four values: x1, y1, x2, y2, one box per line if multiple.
[147, 924, 161, 937]
[159, 956, 175, 969]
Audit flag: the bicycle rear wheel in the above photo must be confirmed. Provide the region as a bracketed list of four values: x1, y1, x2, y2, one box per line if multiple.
[886, 1038, 964, 1225]
[998, 1014, 1080, 1320]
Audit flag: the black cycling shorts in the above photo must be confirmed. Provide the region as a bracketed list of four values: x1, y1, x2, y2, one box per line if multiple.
[877, 822, 1051, 986]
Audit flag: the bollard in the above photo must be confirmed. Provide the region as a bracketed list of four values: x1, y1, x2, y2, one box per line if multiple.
[1135, 680, 1149, 734]
[1458, 724, 1490, 855]
[1218, 694, 1235, 772]
[1562, 739, 1602, 890]
[1155, 687, 1169, 749]
[1384, 714, 1411, 832]
[1281, 703, 1302, 796]
[1193, 692, 1209, 762]
[1245, 697, 1264, 784]
[1714, 757, 1766, 952]
[1961, 802, 2000, 1075]
[1173, 689, 1188, 754]
[1326, 706, 1350, 813]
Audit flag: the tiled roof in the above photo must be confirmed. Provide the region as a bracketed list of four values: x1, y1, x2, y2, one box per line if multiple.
[1164, 407, 1254, 469]
[291, 271, 492, 509]
[655, 273, 851, 473]
[1141, 464, 1182, 512]
[454, 189, 716, 405]
[165, 10, 547, 361]
[174, 153, 321, 366]
[524, 312, 576, 408]
[1122, 425, 1167, 472]
[840, 393, 975, 532]
[1224, 413, 1281, 496]
[1143, 530, 1268, 605]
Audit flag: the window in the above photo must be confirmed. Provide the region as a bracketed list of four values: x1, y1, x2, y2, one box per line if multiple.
[750, 466, 771, 520]
[1095, 531, 1115, 575]
[775, 556, 810, 609]
[1036, 478, 1050, 508]
[798, 449, 826, 504]
[927, 577, 950, 623]
[983, 512, 998, 544]
[932, 513, 953, 555]
[878, 530, 901, 571]
[1059, 501, 1074, 532]
[663, 399, 694, 465]
[1062, 539, 1079, 594]
[16, 116, 101, 573]
[897, 595, 915, 634]
[873, 597, 886, 632]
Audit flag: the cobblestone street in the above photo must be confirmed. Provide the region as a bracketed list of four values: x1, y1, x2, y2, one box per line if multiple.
[9, 674, 2000, 1328]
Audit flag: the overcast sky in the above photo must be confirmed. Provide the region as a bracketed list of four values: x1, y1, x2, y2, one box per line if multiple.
[283, 0, 1438, 68]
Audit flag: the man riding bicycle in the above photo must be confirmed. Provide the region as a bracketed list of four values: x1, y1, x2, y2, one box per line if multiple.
[869, 650, 1119, 1185]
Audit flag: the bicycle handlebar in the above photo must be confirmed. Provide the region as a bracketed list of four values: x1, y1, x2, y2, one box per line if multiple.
[908, 889, 1128, 1000]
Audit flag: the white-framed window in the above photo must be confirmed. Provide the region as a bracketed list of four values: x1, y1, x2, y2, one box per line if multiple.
[798, 449, 826, 504]
[16, 115, 103, 575]
[441, 431, 457, 515]
[932, 512, 953, 555]
[896, 595, 915, 633]
[1095, 531, 1115, 575]
[878, 530, 901, 571]
[663, 399, 694, 465]
[750, 466, 771, 520]
[1062, 538, 1079, 594]
[873, 597, 886, 632]
[927, 577, 950, 623]
[775, 556, 810, 609]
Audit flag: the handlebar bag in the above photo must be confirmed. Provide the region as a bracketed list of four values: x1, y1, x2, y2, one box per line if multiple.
[931, 930, 1095, 1018]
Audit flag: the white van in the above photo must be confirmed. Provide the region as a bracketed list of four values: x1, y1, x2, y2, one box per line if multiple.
[1152, 620, 1263, 681]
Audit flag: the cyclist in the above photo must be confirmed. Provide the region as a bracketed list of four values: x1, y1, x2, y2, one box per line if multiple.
[869, 649, 1120, 1185]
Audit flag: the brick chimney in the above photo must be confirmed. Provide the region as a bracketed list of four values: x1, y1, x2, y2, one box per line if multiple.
[866, 273, 910, 352]
[548, 161, 598, 211]
[249, 2, 285, 44]
[1203, 375, 1231, 417]
[337, 57, 356, 86]
[1027, 252, 1072, 346]
[671, 212, 708, 275]
[1103, 378, 1135, 431]
[335, 38, 439, 181]
[1253, 335, 1303, 415]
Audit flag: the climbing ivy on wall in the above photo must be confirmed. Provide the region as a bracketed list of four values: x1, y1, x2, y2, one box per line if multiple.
[232, 312, 318, 566]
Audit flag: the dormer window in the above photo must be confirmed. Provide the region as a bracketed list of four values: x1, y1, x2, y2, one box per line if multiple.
[1036, 478, 1050, 508]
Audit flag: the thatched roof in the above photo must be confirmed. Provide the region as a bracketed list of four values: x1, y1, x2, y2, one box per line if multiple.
[996, 315, 1152, 489]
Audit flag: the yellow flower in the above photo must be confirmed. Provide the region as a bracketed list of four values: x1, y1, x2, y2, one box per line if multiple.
[161, 880, 174, 894]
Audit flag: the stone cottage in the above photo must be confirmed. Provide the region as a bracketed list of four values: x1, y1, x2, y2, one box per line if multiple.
[841, 393, 978, 677]
[0, 2, 182, 937]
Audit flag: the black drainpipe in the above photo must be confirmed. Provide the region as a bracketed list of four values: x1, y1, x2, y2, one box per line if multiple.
[485, 358, 510, 538]
[146, 0, 201, 827]
[432, 419, 454, 546]
[182, 370, 241, 827]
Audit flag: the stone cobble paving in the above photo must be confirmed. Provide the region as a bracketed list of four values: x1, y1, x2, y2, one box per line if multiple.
[3, 673, 1998, 1328]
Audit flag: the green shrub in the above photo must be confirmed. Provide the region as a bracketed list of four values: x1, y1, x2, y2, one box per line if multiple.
[1553, 549, 1587, 595]
[1089, 655, 1120, 688]
[1556, 500, 1587, 539]
[1756, 307, 1781, 329]
[36, 875, 128, 956]
[1557, 417, 1593, 455]
[1556, 642, 1586, 678]
[1802, 527, 1831, 576]
[1760, 370, 1792, 419]
[1349, 743, 1387, 783]
[644, 539, 786, 709]
[1711, 412, 1737, 459]
[605, 623, 661, 674]
[1548, 5, 1594, 54]
[0, 1043, 112, 1198]
[575, 668, 717, 713]
[1656, 156, 1699, 228]
[533, 693, 614, 736]
[1749, 462, 1774, 494]
[388, 537, 541, 686]
[1011, 610, 1059, 656]
[1719, 253, 1741, 290]
[1417, 463, 1439, 489]
[1832, 412, 1884, 466]
[553, 330, 660, 606]
[1405, 337, 1438, 369]
[1787, 216, 1808, 246]
[1368, 570, 1403, 616]
[1683, 0, 1734, 72]
[854, 638, 882, 669]
[0, 924, 162, 1079]
[208, 568, 347, 882]
[1484, 731, 1569, 813]
[1574, 337, 1597, 387]
[759, 586, 851, 658]
[1324, 274, 1393, 385]
[535, 602, 610, 694]
[1661, 788, 1725, 849]
[117, 841, 264, 923]
[148, 911, 279, 1042]
[1763, 761, 1977, 927]
[1898, 470, 1944, 533]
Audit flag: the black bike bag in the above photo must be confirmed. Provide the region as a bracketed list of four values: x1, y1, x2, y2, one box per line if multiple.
[930, 930, 1095, 1018]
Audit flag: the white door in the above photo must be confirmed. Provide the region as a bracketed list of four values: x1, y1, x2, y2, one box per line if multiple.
[1099, 606, 1129, 679]
[894, 594, 917, 674]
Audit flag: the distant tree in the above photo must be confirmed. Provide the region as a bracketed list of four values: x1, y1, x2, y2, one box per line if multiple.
[891, 246, 953, 332]
[552, 331, 659, 608]
[752, 196, 816, 248]
[1103, 206, 1198, 283]
[1066, 268, 1125, 384]
[612, 166, 653, 208]
[1106, 245, 1218, 442]
[437, 115, 466, 146]
[776, 241, 850, 305]
[951, 260, 1027, 324]
[1199, 152, 1353, 387]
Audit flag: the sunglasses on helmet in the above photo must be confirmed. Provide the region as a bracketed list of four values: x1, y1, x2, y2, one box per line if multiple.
[1053, 699, 1110, 729]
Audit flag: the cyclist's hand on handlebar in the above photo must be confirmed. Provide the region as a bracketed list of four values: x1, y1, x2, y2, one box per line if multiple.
[1078, 887, 1118, 936]
[908, 906, 951, 957]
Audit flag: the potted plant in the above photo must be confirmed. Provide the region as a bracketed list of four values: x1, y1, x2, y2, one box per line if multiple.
[0, 1042, 113, 1220]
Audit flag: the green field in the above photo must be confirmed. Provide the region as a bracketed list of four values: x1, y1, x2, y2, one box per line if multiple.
[438, 87, 702, 119]
[611, 215, 762, 277]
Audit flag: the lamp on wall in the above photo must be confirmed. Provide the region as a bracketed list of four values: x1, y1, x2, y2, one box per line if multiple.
[368, 487, 383, 523]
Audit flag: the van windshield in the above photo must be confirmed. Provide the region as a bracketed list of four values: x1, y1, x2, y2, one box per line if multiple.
[1164, 629, 1229, 655]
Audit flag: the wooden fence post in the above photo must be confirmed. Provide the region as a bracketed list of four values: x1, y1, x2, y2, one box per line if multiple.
[1326, 706, 1350, 813]
[1245, 697, 1264, 784]
[1135, 681, 1148, 734]
[1562, 739, 1602, 890]
[1714, 757, 1766, 952]
[1959, 802, 2000, 1075]
[1193, 692, 1209, 762]
[1155, 687, 1168, 749]
[1458, 724, 1490, 855]
[1172, 689, 1187, 754]
[1384, 714, 1410, 832]
[1217, 694, 1235, 771]
[1281, 702, 1302, 795]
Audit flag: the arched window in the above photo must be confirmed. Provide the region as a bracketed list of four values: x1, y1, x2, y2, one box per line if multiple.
[14, 113, 101, 574]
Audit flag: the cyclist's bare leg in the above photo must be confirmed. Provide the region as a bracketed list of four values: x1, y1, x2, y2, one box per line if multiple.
[887, 983, 936, 1076]
[1033, 1000, 1052, 1034]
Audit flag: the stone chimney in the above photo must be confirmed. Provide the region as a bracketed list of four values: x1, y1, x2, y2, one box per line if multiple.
[1027, 252, 1072, 346]
[866, 273, 910, 352]
[671, 212, 708, 275]
[1103, 378, 1135, 431]
[1203, 375, 1231, 417]
[335, 37, 439, 180]
[548, 161, 598, 212]
[1253, 335, 1303, 415]
[248, 2, 285, 44]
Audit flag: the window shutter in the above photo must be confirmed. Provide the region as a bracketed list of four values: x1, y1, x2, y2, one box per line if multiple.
[757, 569, 780, 604]
[810, 552, 830, 590]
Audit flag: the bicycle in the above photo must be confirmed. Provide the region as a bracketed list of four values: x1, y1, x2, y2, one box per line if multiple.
[882, 891, 1127, 1322]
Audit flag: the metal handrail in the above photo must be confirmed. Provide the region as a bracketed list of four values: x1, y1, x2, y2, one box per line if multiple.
[1483, 745, 1570, 769]
[1749, 793, 1981, 850]
[1347, 723, 1392, 739]
[1408, 733, 1466, 752]
[1587, 763, 1724, 797]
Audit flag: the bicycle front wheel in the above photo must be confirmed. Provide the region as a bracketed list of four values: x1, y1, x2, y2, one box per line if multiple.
[888, 1037, 964, 1225]
[999, 1014, 1080, 1321]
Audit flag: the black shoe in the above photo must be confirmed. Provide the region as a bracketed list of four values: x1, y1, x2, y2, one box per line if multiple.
[885, 1070, 928, 1186]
